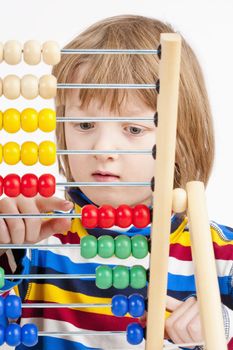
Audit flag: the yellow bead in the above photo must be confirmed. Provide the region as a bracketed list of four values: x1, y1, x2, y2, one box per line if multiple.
[3, 108, 21, 133]
[39, 141, 56, 165]
[38, 109, 56, 132]
[0, 112, 2, 130]
[0, 145, 2, 163]
[21, 141, 38, 165]
[3, 142, 20, 165]
[21, 108, 38, 132]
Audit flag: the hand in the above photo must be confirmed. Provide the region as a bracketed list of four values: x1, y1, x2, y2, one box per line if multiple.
[0, 195, 74, 244]
[139, 296, 203, 349]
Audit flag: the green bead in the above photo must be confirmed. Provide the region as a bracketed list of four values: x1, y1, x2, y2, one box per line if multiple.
[96, 265, 112, 289]
[98, 235, 115, 258]
[131, 235, 148, 259]
[81, 236, 97, 259]
[0, 267, 4, 289]
[115, 235, 131, 259]
[130, 265, 147, 289]
[113, 265, 129, 289]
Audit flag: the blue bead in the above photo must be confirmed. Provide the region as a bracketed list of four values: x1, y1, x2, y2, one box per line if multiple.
[5, 323, 21, 346]
[126, 322, 144, 345]
[111, 295, 128, 317]
[22, 323, 38, 347]
[128, 294, 145, 317]
[0, 325, 4, 345]
[0, 296, 4, 316]
[5, 295, 22, 319]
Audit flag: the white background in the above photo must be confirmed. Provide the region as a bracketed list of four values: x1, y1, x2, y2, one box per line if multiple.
[0, 0, 232, 227]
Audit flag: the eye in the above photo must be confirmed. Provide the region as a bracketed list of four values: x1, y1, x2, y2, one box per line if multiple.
[126, 125, 144, 135]
[75, 122, 95, 130]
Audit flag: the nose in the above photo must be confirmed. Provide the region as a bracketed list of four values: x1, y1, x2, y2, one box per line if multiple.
[93, 125, 119, 162]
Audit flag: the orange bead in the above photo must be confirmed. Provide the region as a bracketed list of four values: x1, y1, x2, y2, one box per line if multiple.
[21, 141, 38, 165]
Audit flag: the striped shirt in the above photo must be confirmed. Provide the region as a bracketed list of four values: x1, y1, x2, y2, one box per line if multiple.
[0, 201, 232, 350]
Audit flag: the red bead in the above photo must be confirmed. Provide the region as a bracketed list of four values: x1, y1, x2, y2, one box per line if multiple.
[82, 205, 98, 228]
[38, 174, 56, 197]
[0, 176, 3, 196]
[98, 205, 116, 228]
[133, 204, 150, 228]
[115, 204, 133, 228]
[4, 174, 21, 197]
[21, 174, 38, 197]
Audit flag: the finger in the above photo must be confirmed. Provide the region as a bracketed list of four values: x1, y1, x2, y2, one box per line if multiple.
[16, 196, 42, 243]
[39, 217, 72, 241]
[0, 199, 25, 244]
[173, 303, 199, 346]
[35, 196, 74, 213]
[165, 297, 196, 344]
[0, 218, 11, 243]
[187, 313, 203, 344]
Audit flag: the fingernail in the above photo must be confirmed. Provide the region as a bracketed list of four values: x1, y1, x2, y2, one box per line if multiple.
[64, 201, 74, 207]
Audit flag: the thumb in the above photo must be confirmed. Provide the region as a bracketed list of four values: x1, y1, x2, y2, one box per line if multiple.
[166, 296, 183, 312]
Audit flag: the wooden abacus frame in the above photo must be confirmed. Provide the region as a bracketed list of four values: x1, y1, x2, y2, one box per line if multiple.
[147, 33, 227, 350]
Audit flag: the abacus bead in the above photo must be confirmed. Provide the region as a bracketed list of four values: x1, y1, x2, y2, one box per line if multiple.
[131, 235, 148, 259]
[0, 79, 2, 97]
[21, 323, 38, 347]
[113, 266, 129, 289]
[128, 294, 145, 317]
[3, 142, 20, 165]
[81, 236, 97, 259]
[21, 74, 39, 99]
[3, 108, 21, 133]
[0, 145, 2, 164]
[115, 204, 133, 228]
[39, 141, 56, 165]
[96, 265, 112, 289]
[4, 40, 22, 65]
[38, 108, 56, 132]
[172, 187, 187, 213]
[0, 42, 3, 62]
[0, 267, 4, 288]
[126, 323, 144, 345]
[4, 174, 21, 197]
[0, 296, 4, 316]
[5, 323, 21, 346]
[133, 204, 150, 228]
[39, 75, 57, 99]
[81, 205, 98, 228]
[0, 176, 3, 196]
[38, 174, 56, 197]
[98, 205, 116, 228]
[42, 41, 61, 65]
[0, 111, 2, 130]
[0, 325, 4, 346]
[21, 108, 38, 132]
[115, 235, 131, 259]
[130, 266, 147, 289]
[3, 75, 20, 99]
[111, 295, 128, 317]
[24, 40, 41, 65]
[97, 235, 114, 258]
[21, 174, 38, 197]
[21, 141, 38, 165]
[5, 295, 22, 318]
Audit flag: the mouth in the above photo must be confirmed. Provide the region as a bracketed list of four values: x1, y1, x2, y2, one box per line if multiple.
[92, 172, 120, 182]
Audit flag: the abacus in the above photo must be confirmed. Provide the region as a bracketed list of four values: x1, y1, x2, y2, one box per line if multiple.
[0, 35, 228, 349]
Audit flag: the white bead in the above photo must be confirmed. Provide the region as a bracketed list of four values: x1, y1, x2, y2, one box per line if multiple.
[172, 188, 187, 213]
[42, 41, 60, 65]
[0, 43, 3, 63]
[0, 78, 2, 96]
[39, 75, 57, 99]
[3, 75, 20, 99]
[4, 40, 22, 65]
[21, 75, 39, 99]
[23, 40, 41, 65]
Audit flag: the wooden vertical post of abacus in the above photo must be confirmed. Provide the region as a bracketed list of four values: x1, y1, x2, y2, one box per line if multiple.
[145, 33, 181, 350]
[186, 181, 227, 350]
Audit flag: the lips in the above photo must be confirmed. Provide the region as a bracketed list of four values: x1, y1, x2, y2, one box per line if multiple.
[92, 171, 120, 182]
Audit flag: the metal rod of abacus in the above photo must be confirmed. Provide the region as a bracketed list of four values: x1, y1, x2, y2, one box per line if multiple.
[57, 149, 152, 154]
[56, 117, 154, 122]
[57, 83, 157, 89]
[60, 49, 160, 55]
[5, 274, 95, 279]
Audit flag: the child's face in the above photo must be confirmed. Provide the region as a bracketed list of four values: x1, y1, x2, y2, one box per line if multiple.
[64, 71, 156, 207]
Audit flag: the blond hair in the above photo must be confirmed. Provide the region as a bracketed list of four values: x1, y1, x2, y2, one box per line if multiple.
[52, 15, 215, 199]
